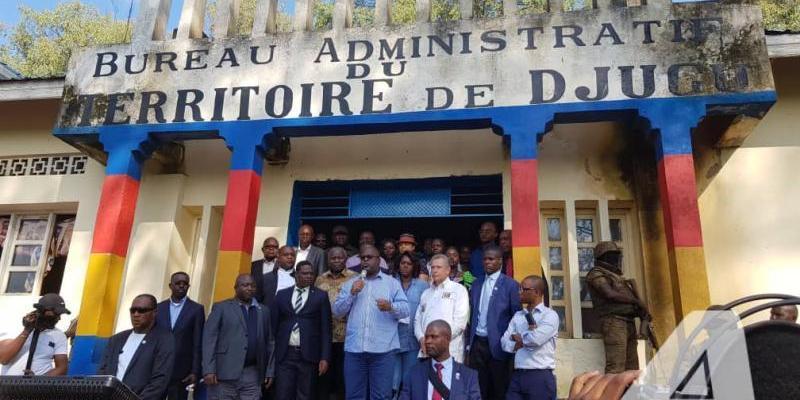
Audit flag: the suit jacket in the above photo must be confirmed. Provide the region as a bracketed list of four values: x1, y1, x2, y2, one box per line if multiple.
[251, 259, 274, 302]
[271, 285, 332, 364]
[468, 273, 522, 360]
[298, 245, 326, 275]
[155, 298, 205, 382]
[98, 327, 175, 400]
[253, 265, 294, 305]
[399, 360, 480, 400]
[202, 298, 273, 383]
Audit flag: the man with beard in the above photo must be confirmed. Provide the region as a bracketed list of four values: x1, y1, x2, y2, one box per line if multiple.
[0, 294, 70, 376]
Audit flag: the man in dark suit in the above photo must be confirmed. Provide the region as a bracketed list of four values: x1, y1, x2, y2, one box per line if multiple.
[99, 294, 175, 400]
[272, 260, 332, 400]
[203, 274, 273, 400]
[255, 245, 296, 305]
[296, 225, 326, 275]
[400, 320, 480, 400]
[252, 237, 280, 290]
[468, 245, 522, 400]
[156, 272, 205, 400]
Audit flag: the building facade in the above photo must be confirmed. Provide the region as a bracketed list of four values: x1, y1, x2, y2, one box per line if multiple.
[0, 0, 797, 396]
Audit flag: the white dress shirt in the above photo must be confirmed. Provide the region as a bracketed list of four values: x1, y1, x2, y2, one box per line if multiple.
[262, 259, 276, 274]
[277, 267, 296, 293]
[295, 245, 310, 265]
[415, 278, 470, 362]
[476, 270, 501, 337]
[289, 286, 310, 346]
[500, 303, 559, 370]
[427, 357, 454, 400]
[116, 332, 146, 380]
[169, 296, 187, 329]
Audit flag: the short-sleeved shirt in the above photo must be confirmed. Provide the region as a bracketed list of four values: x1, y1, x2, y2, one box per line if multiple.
[0, 329, 68, 376]
[316, 269, 357, 343]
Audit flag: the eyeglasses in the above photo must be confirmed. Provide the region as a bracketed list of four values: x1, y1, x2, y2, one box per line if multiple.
[520, 287, 536, 292]
[129, 307, 155, 314]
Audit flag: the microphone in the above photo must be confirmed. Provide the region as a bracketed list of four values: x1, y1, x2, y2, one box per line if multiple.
[360, 269, 367, 279]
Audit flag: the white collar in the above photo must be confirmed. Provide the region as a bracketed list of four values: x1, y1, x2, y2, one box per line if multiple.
[431, 277, 451, 289]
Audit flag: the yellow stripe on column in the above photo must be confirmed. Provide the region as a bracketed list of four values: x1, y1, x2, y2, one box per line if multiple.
[669, 246, 711, 318]
[76, 253, 126, 337]
[512, 246, 541, 282]
[214, 250, 253, 302]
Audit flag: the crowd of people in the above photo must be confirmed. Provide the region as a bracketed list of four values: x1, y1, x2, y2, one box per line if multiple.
[1, 221, 798, 400]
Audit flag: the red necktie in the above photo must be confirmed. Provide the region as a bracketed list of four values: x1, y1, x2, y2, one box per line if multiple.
[432, 363, 444, 400]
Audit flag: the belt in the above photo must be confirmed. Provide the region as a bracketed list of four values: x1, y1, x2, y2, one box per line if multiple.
[474, 335, 489, 342]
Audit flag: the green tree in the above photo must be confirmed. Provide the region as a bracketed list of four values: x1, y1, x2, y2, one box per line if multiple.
[0, 1, 130, 78]
[760, 0, 800, 32]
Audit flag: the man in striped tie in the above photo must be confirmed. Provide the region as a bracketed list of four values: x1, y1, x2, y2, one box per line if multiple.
[400, 320, 481, 400]
[271, 261, 332, 400]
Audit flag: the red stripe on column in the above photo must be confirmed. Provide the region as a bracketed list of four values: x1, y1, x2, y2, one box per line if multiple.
[511, 159, 540, 247]
[91, 174, 141, 256]
[219, 169, 262, 252]
[658, 154, 703, 248]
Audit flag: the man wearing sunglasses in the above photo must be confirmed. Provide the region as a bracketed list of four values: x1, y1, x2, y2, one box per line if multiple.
[99, 294, 175, 400]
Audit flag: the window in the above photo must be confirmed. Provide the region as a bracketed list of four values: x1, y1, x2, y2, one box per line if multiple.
[0, 213, 75, 295]
[576, 210, 601, 338]
[542, 209, 570, 336]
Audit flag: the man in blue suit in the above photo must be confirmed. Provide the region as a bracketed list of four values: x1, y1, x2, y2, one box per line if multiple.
[156, 272, 205, 400]
[400, 320, 480, 400]
[468, 245, 522, 400]
[272, 260, 332, 400]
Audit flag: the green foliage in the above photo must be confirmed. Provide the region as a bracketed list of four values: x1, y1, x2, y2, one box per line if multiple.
[0, 1, 130, 78]
[432, 0, 460, 21]
[313, 1, 334, 30]
[518, 0, 548, 15]
[391, 0, 417, 24]
[760, 0, 800, 32]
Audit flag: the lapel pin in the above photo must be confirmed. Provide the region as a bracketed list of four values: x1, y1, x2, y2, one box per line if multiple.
[455, 372, 461, 380]
[142, 340, 147, 344]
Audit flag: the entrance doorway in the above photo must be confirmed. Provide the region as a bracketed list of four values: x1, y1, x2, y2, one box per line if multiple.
[287, 175, 504, 255]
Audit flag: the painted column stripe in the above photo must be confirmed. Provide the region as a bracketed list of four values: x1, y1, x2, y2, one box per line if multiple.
[214, 250, 255, 301]
[510, 159, 540, 247]
[512, 246, 541, 282]
[668, 247, 710, 317]
[657, 155, 703, 248]
[219, 170, 262, 251]
[91, 175, 140, 256]
[69, 336, 109, 375]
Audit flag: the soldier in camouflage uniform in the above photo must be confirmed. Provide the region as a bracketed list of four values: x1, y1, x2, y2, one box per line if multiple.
[586, 241, 650, 373]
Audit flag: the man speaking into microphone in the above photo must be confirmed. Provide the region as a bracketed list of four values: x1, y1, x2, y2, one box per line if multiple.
[334, 244, 409, 400]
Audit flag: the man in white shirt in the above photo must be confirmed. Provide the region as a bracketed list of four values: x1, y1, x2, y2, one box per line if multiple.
[99, 294, 175, 400]
[295, 225, 326, 275]
[255, 245, 296, 305]
[502, 275, 559, 400]
[415, 254, 470, 362]
[0, 293, 70, 376]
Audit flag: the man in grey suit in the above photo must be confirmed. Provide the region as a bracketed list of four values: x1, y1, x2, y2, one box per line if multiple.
[203, 274, 273, 400]
[296, 224, 326, 275]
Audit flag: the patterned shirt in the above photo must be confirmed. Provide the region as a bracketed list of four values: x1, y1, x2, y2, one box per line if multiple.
[316, 269, 357, 343]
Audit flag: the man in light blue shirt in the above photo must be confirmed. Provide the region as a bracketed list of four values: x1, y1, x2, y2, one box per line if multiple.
[334, 244, 409, 400]
[502, 275, 559, 400]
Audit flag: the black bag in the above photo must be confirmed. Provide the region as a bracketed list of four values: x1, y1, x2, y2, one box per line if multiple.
[24, 329, 41, 375]
[427, 363, 450, 400]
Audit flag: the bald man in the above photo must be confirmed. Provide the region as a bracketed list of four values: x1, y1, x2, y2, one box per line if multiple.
[502, 276, 559, 400]
[770, 305, 798, 322]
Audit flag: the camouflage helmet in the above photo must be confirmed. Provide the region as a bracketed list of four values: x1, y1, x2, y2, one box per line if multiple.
[594, 241, 621, 259]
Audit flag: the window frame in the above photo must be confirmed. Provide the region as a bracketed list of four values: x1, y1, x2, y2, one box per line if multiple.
[541, 207, 573, 338]
[0, 213, 57, 295]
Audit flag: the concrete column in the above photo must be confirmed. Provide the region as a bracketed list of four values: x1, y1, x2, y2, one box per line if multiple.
[641, 100, 710, 321]
[69, 128, 156, 374]
[501, 113, 552, 281]
[214, 126, 269, 301]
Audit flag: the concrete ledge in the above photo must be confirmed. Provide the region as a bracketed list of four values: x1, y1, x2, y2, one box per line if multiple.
[0, 79, 64, 101]
[767, 34, 800, 58]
